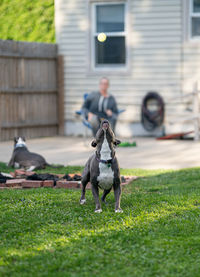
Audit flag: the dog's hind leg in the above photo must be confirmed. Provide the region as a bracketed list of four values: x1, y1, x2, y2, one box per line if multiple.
[101, 188, 112, 204]
[8, 157, 15, 168]
[80, 157, 93, 205]
[80, 167, 90, 205]
[80, 176, 89, 205]
[27, 165, 37, 172]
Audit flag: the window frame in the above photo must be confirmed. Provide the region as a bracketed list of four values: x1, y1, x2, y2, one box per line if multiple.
[90, 1, 129, 72]
[189, 0, 200, 40]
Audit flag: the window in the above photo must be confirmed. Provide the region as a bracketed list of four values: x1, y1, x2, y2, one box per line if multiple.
[91, 2, 127, 69]
[190, 0, 200, 38]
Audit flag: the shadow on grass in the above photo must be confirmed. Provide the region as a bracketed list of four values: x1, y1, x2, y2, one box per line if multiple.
[125, 167, 200, 194]
[1, 204, 200, 277]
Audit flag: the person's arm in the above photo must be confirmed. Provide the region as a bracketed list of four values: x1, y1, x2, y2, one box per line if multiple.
[82, 92, 95, 118]
[112, 96, 118, 115]
[107, 96, 118, 119]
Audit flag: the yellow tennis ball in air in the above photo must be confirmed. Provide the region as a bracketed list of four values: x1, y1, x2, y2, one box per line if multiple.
[97, 33, 107, 42]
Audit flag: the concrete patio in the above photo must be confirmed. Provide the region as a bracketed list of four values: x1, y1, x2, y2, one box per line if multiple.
[0, 136, 200, 170]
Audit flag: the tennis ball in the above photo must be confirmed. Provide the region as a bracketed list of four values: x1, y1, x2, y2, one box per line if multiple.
[97, 33, 107, 42]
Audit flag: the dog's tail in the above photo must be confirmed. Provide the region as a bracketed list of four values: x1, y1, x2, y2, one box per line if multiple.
[45, 163, 64, 168]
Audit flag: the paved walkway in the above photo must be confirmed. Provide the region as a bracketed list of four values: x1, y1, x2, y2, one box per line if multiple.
[0, 136, 200, 169]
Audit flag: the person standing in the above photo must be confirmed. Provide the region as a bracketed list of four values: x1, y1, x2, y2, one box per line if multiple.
[82, 77, 119, 136]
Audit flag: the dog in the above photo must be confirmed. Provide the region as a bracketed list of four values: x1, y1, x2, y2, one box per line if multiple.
[80, 119, 123, 213]
[8, 137, 49, 171]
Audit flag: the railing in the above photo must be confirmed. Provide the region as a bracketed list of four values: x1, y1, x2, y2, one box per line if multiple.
[167, 81, 200, 140]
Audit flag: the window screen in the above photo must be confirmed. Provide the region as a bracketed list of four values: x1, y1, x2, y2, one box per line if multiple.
[191, 0, 200, 37]
[93, 3, 126, 67]
[193, 0, 200, 12]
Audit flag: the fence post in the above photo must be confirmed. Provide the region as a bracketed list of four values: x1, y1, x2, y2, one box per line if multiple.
[57, 55, 65, 136]
[193, 81, 200, 141]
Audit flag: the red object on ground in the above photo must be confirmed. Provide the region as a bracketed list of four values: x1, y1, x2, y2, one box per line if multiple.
[121, 176, 139, 186]
[2, 174, 139, 190]
[15, 169, 27, 176]
[43, 180, 54, 187]
[6, 179, 26, 187]
[56, 180, 80, 189]
[156, 131, 194, 140]
[22, 181, 43, 188]
[10, 172, 16, 178]
[10, 170, 36, 178]
[68, 174, 75, 178]
[0, 187, 21, 190]
[0, 183, 6, 187]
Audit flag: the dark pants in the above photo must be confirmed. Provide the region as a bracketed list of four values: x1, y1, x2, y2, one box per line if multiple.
[89, 115, 116, 137]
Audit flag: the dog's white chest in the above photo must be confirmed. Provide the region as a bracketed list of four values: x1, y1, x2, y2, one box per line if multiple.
[97, 133, 114, 190]
[97, 164, 114, 190]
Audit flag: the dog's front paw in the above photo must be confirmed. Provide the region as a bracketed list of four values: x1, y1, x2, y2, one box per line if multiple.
[95, 209, 102, 213]
[80, 199, 86, 205]
[115, 208, 123, 213]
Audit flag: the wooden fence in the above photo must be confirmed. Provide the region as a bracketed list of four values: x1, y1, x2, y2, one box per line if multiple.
[0, 40, 64, 141]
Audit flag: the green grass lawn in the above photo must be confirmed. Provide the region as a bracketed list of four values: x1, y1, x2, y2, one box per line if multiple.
[1, 163, 200, 276]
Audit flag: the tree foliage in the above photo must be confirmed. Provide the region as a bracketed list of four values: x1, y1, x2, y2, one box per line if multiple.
[0, 0, 55, 43]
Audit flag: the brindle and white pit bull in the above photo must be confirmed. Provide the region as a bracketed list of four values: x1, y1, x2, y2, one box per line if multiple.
[80, 120, 123, 213]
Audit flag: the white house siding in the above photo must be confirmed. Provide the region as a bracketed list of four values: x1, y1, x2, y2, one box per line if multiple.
[183, 45, 200, 93]
[55, 0, 185, 137]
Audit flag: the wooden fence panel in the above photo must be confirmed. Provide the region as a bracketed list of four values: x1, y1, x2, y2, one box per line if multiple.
[0, 40, 62, 141]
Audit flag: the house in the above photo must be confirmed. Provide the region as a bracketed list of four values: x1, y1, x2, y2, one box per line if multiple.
[55, 0, 200, 137]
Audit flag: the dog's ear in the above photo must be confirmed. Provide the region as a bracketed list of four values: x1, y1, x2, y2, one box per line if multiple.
[22, 137, 26, 142]
[114, 139, 121, 146]
[91, 140, 97, 147]
[14, 137, 18, 143]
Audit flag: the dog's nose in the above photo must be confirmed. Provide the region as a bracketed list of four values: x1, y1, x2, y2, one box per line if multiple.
[102, 122, 109, 129]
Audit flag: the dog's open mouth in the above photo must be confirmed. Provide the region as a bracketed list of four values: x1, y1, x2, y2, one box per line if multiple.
[102, 122, 109, 129]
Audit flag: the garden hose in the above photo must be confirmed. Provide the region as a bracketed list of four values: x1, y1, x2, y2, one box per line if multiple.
[141, 92, 165, 131]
